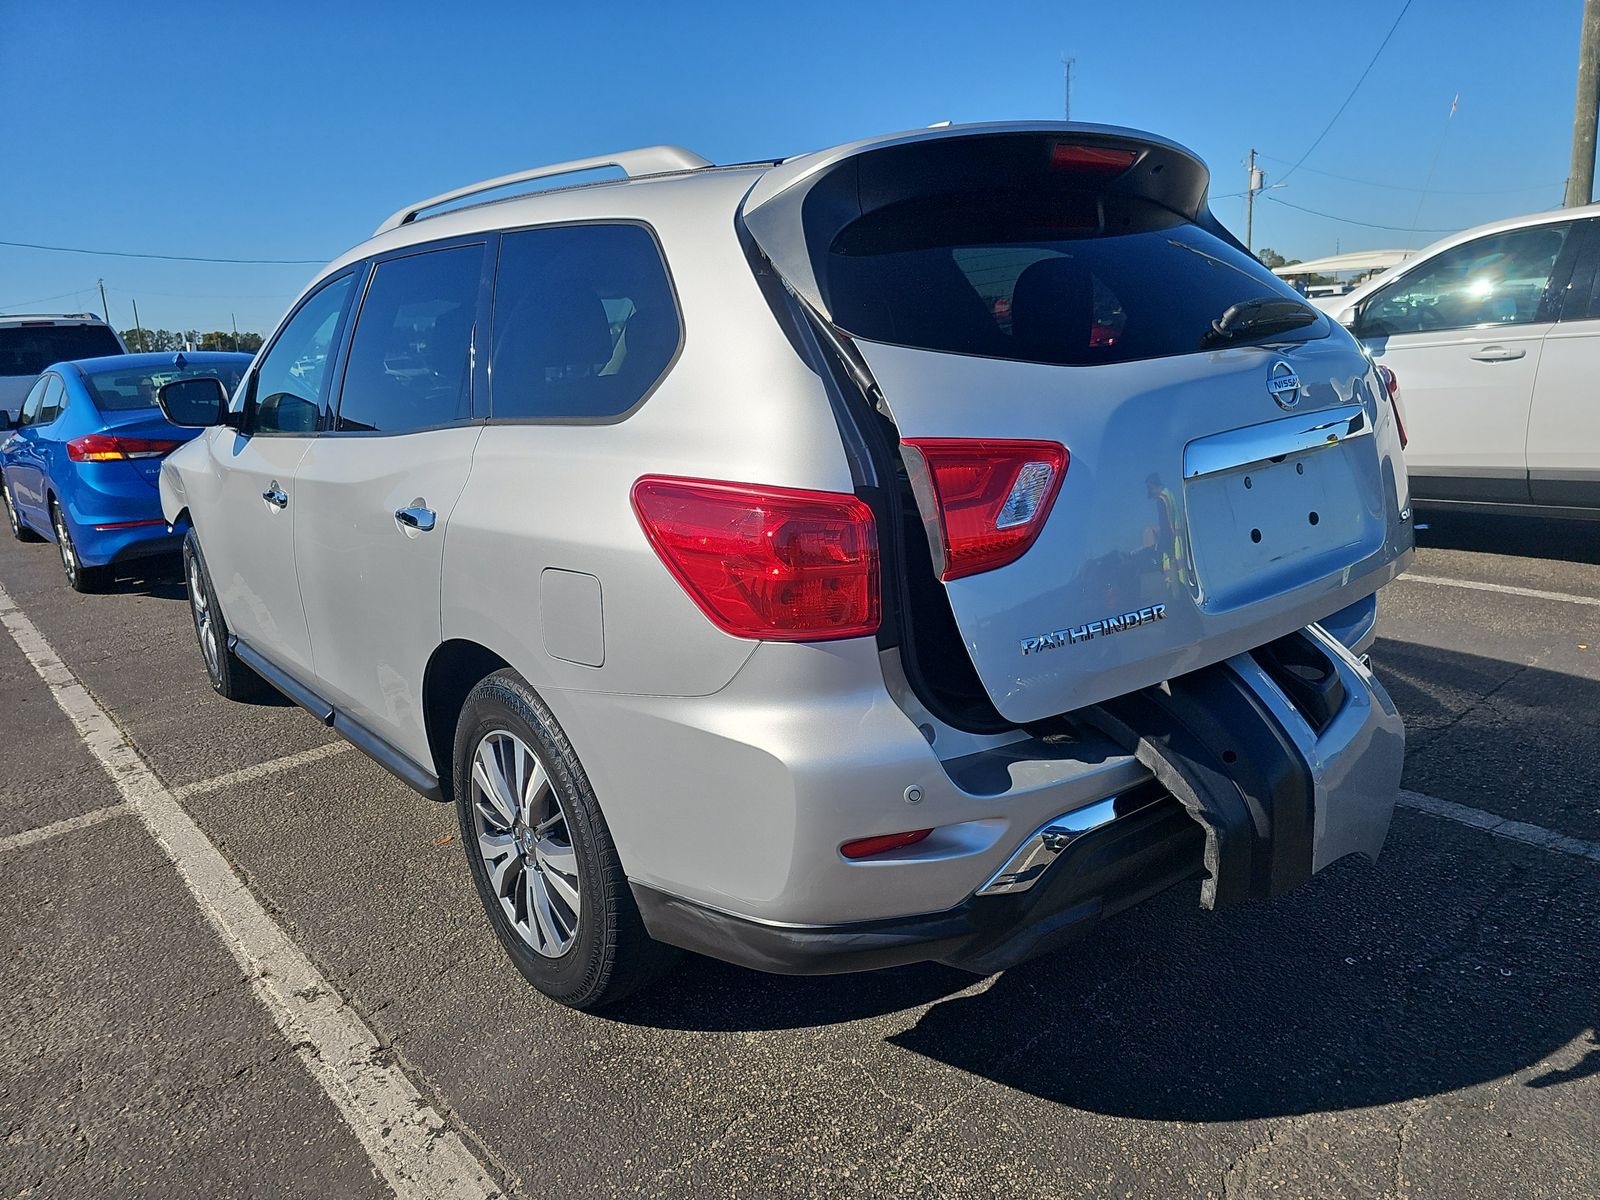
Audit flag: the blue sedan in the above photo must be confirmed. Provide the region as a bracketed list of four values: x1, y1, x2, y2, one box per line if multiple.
[1, 351, 252, 591]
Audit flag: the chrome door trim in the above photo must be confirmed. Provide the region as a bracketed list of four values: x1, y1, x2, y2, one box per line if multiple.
[394, 505, 437, 531]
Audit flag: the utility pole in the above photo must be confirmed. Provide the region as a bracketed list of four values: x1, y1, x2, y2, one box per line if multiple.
[97, 278, 110, 325]
[1245, 149, 1265, 253]
[130, 297, 145, 352]
[231, 313, 240, 352]
[1568, 0, 1600, 206]
[1062, 56, 1075, 121]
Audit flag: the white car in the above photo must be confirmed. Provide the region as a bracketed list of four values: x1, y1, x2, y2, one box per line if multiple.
[1323, 205, 1600, 520]
[0, 315, 125, 423]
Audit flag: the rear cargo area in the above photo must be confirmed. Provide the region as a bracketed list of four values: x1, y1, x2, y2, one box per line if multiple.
[741, 123, 1413, 730]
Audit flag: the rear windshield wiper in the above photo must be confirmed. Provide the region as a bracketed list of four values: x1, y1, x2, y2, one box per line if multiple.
[1202, 297, 1320, 346]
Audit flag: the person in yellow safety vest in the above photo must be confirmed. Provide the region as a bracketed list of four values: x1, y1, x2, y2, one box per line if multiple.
[1146, 474, 1189, 589]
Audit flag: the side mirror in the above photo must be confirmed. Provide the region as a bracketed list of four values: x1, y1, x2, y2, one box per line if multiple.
[0, 411, 12, 432]
[158, 377, 232, 428]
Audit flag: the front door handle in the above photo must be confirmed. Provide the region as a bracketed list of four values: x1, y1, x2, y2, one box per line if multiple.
[395, 505, 437, 532]
[262, 482, 288, 508]
[1469, 345, 1527, 362]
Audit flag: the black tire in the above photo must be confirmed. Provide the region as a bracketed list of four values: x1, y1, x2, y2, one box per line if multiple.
[453, 669, 677, 1009]
[2, 474, 43, 542]
[50, 498, 112, 593]
[182, 529, 269, 701]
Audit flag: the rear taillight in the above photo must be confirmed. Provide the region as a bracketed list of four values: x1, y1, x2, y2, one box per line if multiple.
[840, 829, 933, 860]
[900, 439, 1068, 581]
[66, 434, 183, 462]
[631, 476, 880, 641]
[1377, 364, 1408, 449]
[1050, 143, 1138, 174]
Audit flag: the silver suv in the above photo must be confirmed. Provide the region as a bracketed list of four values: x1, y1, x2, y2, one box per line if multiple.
[158, 123, 1413, 1009]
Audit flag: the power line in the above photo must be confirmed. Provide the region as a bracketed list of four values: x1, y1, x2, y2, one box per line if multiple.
[1257, 153, 1562, 197]
[0, 285, 102, 311]
[108, 284, 294, 302]
[0, 238, 324, 266]
[1277, 0, 1415, 185]
[1263, 194, 1458, 233]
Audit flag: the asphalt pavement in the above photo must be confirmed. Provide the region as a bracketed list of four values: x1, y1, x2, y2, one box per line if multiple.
[2, 510, 1597, 1199]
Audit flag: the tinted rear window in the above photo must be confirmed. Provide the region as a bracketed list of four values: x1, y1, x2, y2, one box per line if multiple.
[489, 223, 680, 421]
[823, 195, 1326, 366]
[85, 361, 251, 412]
[0, 325, 122, 377]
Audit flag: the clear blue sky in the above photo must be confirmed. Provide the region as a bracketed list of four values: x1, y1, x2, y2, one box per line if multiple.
[0, 0, 1585, 333]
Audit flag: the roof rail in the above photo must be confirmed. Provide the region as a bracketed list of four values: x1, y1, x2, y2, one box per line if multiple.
[375, 145, 714, 235]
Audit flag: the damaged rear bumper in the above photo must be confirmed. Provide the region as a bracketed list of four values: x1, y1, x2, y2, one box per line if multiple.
[632, 622, 1403, 976]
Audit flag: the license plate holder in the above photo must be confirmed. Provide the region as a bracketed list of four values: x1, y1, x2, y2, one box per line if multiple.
[1185, 446, 1370, 611]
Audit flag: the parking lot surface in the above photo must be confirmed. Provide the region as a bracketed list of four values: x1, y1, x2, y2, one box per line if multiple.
[2, 514, 1597, 1199]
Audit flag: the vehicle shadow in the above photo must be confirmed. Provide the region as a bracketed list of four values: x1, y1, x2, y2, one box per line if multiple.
[612, 645, 1599, 1121]
[109, 554, 297, 706]
[114, 555, 186, 601]
[1414, 510, 1600, 566]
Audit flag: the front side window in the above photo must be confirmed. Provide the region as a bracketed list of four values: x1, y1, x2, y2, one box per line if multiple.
[335, 244, 482, 434]
[252, 274, 356, 434]
[489, 224, 680, 420]
[17, 376, 49, 425]
[1358, 224, 1571, 337]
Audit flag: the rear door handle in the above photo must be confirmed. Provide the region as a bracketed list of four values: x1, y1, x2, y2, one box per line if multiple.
[395, 505, 437, 532]
[1469, 345, 1527, 362]
[262, 483, 288, 508]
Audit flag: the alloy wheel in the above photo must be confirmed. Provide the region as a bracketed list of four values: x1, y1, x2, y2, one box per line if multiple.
[52, 505, 78, 586]
[186, 551, 220, 677]
[468, 730, 581, 958]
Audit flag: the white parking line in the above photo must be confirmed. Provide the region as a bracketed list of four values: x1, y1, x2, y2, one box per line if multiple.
[172, 741, 354, 799]
[1399, 790, 1600, 864]
[0, 582, 502, 1200]
[0, 801, 130, 855]
[1400, 573, 1600, 609]
[1, 745, 354, 855]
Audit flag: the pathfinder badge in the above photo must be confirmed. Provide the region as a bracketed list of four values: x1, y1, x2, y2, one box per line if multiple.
[1020, 604, 1167, 656]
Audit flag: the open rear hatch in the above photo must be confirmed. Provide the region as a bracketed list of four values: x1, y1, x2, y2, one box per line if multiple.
[742, 123, 1412, 725]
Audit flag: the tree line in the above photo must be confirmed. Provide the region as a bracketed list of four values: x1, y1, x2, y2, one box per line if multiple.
[119, 328, 265, 353]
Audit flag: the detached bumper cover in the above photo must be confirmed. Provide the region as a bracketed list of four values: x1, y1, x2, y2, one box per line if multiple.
[633, 622, 1403, 977]
[632, 790, 1203, 976]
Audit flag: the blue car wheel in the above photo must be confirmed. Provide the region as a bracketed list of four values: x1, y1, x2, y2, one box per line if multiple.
[2, 474, 42, 543]
[50, 497, 113, 593]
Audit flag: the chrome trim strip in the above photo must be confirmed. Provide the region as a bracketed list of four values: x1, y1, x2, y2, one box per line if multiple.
[976, 790, 1160, 896]
[1183, 404, 1372, 481]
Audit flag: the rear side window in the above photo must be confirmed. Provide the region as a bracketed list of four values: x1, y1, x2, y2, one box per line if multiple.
[36, 376, 67, 424]
[336, 244, 483, 434]
[0, 324, 121, 378]
[489, 224, 679, 420]
[823, 195, 1325, 366]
